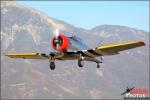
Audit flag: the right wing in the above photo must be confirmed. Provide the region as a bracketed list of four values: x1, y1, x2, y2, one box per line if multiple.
[5, 52, 64, 59]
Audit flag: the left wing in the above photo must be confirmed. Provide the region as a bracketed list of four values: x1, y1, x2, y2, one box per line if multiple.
[67, 41, 145, 57]
[96, 41, 145, 55]
[5, 52, 64, 59]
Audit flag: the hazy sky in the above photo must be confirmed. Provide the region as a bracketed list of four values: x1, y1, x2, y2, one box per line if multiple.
[17, 1, 149, 31]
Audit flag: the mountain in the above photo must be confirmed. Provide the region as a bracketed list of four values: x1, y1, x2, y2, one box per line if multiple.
[1, 1, 149, 99]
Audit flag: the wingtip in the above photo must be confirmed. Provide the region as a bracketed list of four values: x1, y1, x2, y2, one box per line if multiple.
[138, 41, 145, 46]
[2, 52, 7, 56]
[3, 53, 13, 57]
[4, 53, 9, 56]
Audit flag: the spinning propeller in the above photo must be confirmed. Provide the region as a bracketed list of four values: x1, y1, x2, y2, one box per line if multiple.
[51, 29, 70, 51]
[52, 29, 62, 49]
[53, 29, 60, 38]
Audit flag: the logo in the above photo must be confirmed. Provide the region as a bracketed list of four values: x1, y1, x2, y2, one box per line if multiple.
[121, 87, 149, 99]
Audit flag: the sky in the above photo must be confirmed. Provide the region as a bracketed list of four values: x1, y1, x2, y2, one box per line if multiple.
[17, 1, 149, 31]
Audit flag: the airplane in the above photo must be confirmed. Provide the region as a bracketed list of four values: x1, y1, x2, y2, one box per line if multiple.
[121, 87, 135, 95]
[5, 29, 145, 70]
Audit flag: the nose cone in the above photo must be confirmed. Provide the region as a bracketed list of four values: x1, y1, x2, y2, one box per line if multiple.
[54, 39, 59, 44]
[51, 34, 70, 51]
[53, 37, 63, 47]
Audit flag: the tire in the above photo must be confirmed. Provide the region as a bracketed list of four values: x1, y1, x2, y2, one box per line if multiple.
[97, 63, 100, 68]
[78, 59, 84, 67]
[50, 62, 55, 70]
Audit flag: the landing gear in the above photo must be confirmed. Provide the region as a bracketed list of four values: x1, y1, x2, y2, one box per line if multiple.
[49, 57, 55, 70]
[50, 62, 55, 70]
[78, 53, 84, 67]
[78, 59, 84, 67]
[96, 56, 103, 68]
[97, 63, 100, 68]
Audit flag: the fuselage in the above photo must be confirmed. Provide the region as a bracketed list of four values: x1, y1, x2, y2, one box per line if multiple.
[51, 34, 89, 52]
[51, 34, 91, 60]
[67, 36, 89, 51]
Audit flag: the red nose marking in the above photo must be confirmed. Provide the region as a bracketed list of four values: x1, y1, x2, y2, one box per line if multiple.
[51, 34, 70, 51]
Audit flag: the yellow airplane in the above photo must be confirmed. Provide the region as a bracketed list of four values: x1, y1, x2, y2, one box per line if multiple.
[5, 30, 145, 70]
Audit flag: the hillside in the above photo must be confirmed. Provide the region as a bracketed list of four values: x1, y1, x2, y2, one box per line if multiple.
[1, 1, 149, 99]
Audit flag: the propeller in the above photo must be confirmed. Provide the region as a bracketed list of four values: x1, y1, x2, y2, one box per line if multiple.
[53, 29, 60, 38]
[51, 29, 70, 51]
[52, 29, 61, 49]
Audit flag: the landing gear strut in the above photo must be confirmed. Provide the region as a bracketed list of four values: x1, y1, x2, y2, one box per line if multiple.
[96, 56, 103, 68]
[49, 57, 55, 70]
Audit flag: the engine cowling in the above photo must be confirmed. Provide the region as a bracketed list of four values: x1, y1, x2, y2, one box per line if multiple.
[51, 34, 70, 51]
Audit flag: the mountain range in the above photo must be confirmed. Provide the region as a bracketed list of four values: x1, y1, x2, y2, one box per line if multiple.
[1, 1, 149, 99]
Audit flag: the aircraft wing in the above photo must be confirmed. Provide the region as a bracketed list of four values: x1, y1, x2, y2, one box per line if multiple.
[95, 41, 145, 55]
[5, 52, 64, 59]
[69, 41, 145, 57]
[5, 41, 145, 60]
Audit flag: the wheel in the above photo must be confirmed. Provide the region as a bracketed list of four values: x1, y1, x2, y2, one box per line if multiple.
[78, 59, 84, 67]
[97, 63, 100, 68]
[50, 62, 55, 70]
